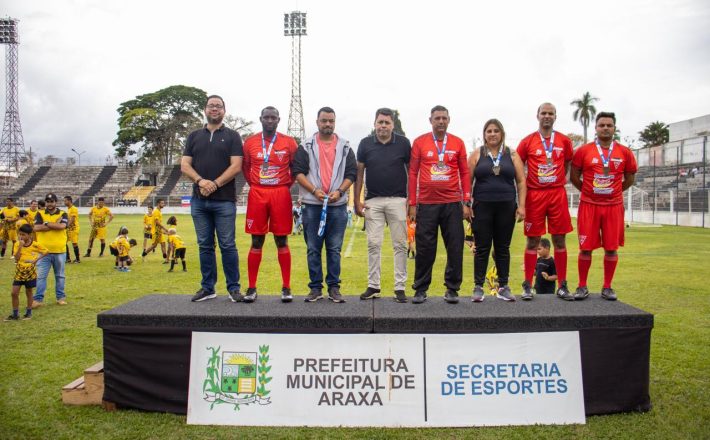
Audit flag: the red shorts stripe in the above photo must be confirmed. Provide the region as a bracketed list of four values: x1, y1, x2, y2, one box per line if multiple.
[245, 185, 293, 235]
[576, 202, 625, 251]
[523, 187, 573, 237]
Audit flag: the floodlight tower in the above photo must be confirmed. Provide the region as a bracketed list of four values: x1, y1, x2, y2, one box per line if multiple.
[284, 11, 306, 143]
[0, 17, 25, 176]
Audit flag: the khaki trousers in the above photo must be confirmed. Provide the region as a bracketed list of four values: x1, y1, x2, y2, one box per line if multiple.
[364, 197, 408, 290]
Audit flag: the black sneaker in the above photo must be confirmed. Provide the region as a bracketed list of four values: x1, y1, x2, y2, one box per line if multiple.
[228, 289, 243, 303]
[394, 290, 408, 303]
[22, 312, 32, 320]
[243, 288, 257, 303]
[359, 287, 381, 300]
[496, 285, 516, 302]
[557, 281, 573, 300]
[471, 285, 485, 302]
[328, 286, 346, 303]
[191, 288, 217, 302]
[574, 285, 589, 300]
[601, 287, 617, 301]
[305, 288, 323, 302]
[281, 287, 293, 303]
[4, 314, 19, 322]
[558, 284, 576, 301]
[444, 289, 459, 304]
[412, 291, 427, 304]
[521, 280, 534, 301]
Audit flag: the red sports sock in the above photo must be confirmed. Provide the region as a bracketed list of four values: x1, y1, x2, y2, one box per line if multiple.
[555, 248, 568, 286]
[603, 254, 618, 289]
[578, 253, 592, 287]
[247, 248, 262, 289]
[524, 249, 537, 284]
[277, 246, 291, 288]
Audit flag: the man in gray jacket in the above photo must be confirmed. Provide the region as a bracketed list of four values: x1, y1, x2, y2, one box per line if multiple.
[292, 107, 357, 303]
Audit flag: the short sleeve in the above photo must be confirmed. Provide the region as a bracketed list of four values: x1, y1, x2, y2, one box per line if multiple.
[403, 137, 411, 165]
[230, 131, 244, 156]
[356, 139, 367, 164]
[183, 132, 195, 157]
[59, 212, 68, 225]
[625, 148, 638, 173]
[34, 212, 44, 225]
[571, 147, 584, 169]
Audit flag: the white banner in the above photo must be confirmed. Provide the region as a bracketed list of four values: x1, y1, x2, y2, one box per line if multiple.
[187, 332, 584, 427]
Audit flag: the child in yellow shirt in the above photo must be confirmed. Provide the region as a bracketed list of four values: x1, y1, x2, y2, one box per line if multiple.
[5, 224, 48, 321]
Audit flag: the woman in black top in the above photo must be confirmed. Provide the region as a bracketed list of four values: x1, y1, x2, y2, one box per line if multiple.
[468, 119, 527, 302]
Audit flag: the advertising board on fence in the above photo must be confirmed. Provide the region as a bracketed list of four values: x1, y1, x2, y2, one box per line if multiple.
[187, 332, 584, 427]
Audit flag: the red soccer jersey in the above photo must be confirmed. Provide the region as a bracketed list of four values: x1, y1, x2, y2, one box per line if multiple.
[572, 141, 638, 205]
[243, 132, 298, 188]
[408, 132, 471, 205]
[517, 131, 573, 189]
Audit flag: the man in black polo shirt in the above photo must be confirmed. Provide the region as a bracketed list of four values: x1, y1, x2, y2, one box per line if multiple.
[181, 95, 244, 303]
[354, 108, 411, 303]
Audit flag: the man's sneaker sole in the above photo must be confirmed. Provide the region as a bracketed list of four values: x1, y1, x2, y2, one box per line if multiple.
[496, 293, 516, 302]
[359, 293, 381, 300]
[281, 296, 293, 303]
[328, 296, 346, 303]
[192, 293, 217, 302]
[305, 296, 323, 302]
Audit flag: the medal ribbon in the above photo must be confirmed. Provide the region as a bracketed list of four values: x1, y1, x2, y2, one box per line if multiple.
[317, 197, 328, 237]
[595, 139, 614, 170]
[261, 132, 278, 167]
[487, 147, 503, 168]
[432, 132, 448, 163]
[539, 131, 555, 161]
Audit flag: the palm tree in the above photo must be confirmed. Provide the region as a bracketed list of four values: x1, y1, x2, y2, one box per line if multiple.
[570, 92, 599, 143]
[638, 121, 669, 148]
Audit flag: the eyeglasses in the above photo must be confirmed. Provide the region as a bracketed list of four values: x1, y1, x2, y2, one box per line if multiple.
[206, 104, 224, 110]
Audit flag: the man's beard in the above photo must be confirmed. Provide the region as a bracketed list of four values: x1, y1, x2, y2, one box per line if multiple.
[207, 115, 223, 125]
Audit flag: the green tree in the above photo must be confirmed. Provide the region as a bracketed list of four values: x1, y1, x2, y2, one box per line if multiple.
[570, 92, 599, 144]
[566, 133, 585, 148]
[223, 114, 255, 139]
[369, 109, 406, 136]
[112, 85, 207, 165]
[638, 121, 669, 148]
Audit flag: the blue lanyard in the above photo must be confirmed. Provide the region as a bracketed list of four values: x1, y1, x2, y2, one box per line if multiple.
[539, 131, 555, 160]
[261, 132, 278, 165]
[595, 139, 614, 169]
[432, 133, 448, 162]
[487, 147, 503, 167]
[317, 197, 328, 237]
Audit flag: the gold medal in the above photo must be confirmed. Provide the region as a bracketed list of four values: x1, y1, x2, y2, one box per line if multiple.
[492, 165, 501, 176]
[261, 163, 269, 173]
[603, 165, 609, 176]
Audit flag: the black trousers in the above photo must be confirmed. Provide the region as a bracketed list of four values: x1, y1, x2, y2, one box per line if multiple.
[412, 202, 464, 292]
[472, 200, 517, 286]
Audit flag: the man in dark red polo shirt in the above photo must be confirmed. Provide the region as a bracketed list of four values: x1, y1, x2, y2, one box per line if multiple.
[408, 105, 471, 304]
[570, 112, 637, 301]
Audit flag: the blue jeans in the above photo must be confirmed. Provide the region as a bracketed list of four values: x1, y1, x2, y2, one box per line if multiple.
[301, 203, 347, 290]
[191, 197, 240, 293]
[34, 253, 66, 302]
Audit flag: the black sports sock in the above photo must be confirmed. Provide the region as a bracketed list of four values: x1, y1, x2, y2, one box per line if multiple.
[182, 260, 186, 271]
[73, 245, 80, 261]
[0, 247, 5, 257]
[142, 250, 147, 257]
[170, 260, 176, 271]
[100, 243, 105, 256]
[162, 253, 167, 259]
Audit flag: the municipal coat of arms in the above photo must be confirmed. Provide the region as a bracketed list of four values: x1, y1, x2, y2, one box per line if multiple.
[202, 345, 272, 410]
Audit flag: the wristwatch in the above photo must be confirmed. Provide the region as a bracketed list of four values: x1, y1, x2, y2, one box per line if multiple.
[463, 201, 472, 208]
[336, 189, 345, 198]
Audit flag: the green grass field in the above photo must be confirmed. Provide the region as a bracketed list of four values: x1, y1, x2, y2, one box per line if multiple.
[0, 214, 708, 439]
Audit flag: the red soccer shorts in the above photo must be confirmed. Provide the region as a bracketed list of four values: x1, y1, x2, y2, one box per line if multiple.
[245, 185, 293, 236]
[523, 187, 573, 237]
[576, 201, 625, 251]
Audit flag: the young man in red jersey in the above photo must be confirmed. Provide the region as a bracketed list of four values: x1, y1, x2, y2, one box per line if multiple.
[241, 107, 298, 303]
[408, 105, 472, 304]
[570, 112, 637, 301]
[517, 103, 574, 300]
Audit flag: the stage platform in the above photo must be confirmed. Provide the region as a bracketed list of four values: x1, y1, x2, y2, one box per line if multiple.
[98, 294, 653, 416]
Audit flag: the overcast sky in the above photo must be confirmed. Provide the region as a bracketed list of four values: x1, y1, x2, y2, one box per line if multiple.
[3, 0, 710, 164]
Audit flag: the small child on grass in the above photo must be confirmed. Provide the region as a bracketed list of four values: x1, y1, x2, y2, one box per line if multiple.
[166, 228, 187, 272]
[5, 224, 47, 321]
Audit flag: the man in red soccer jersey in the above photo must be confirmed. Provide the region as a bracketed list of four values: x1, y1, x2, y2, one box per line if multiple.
[242, 106, 299, 303]
[517, 103, 574, 300]
[570, 112, 637, 301]
[408, 105, 472, 304]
